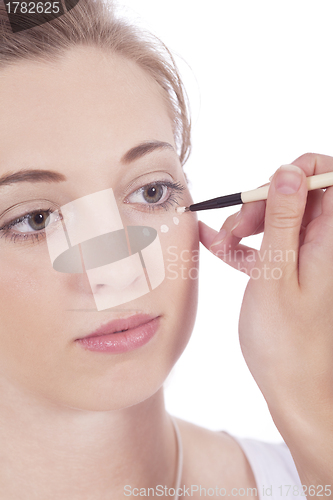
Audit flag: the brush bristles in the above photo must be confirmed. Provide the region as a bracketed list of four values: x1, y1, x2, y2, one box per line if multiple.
[176, 206, 187, 214]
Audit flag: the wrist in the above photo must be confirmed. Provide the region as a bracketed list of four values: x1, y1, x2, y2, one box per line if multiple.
[267, 397, 333, 484]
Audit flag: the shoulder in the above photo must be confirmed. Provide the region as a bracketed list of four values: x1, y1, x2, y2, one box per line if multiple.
[231, 435, 302, 486]
[174, 417, 257, 493]
[174, 417, 302, 499]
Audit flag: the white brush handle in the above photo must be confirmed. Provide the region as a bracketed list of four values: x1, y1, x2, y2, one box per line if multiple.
[241, 171, 333, 204]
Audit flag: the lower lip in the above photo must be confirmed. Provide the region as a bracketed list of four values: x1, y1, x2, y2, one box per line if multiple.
[75, 317, 160, 353]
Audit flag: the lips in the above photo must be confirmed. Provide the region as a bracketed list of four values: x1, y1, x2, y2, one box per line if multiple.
[76, 314, 159, 340]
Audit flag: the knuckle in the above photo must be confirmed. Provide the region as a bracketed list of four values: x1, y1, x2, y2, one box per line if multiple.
[223, 210, 241, 229]
[268, 204, 302, 229]
[300, 152, 316, 161]
[295, 152, 317, 164]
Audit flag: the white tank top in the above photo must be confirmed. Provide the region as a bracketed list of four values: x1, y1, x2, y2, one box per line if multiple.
[232, 435, 303, 499]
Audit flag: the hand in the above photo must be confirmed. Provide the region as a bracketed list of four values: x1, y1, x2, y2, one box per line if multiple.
[199, 153, 333, 488]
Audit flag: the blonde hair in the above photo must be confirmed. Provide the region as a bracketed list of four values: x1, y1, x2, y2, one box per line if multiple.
[0, 0, 191, 165]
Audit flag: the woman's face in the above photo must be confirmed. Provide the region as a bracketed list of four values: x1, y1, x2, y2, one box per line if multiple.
[0, 46, 199, 411]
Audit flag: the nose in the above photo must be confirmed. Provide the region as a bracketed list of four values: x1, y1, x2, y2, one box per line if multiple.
[86, 251, 150, 311]
[45, 188, 165, 311]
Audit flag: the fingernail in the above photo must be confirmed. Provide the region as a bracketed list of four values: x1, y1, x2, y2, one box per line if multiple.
[231, 210, 242, 231]
[210, 228, 227, 252]
[275, 164, 303, 194]
[268, 174, 274, 181]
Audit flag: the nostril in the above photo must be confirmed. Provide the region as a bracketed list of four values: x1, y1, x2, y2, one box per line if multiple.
[95, 284, 105, 290]
[93, 274, 142, 293]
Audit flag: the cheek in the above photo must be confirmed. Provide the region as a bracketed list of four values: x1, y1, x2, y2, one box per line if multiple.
[0, 247, 61, 393]
[0, 245, 62, 318]
[0, 246, 73, 366]
[159, 212, 199, 298]
[148, 210, 200, 355]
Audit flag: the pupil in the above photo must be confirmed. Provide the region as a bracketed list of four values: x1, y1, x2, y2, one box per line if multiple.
[34, 214, 44, 223]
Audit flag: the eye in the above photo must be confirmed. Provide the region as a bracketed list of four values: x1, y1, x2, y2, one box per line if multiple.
[12, 210, 52, 233]
[128, 183, 169, 205]
[0, 200, 62, 245]
[126, 181, 185, 211]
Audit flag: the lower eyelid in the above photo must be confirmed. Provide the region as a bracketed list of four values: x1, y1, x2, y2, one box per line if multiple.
[130, 194, 182, 214]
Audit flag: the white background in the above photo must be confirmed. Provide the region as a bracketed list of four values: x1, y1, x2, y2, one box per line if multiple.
[114, 0, 333, 442]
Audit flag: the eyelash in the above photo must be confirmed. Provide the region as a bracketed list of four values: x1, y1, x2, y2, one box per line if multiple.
[0, 207, 57, 245]
[126, 180, 185, 212]
[0, 181, 185, 245]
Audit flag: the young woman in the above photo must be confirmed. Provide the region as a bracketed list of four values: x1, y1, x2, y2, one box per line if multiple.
[0, 1, 332, 498]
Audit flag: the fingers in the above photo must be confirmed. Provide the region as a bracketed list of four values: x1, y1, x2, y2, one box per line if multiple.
[260, 164, 308, 284]
[299, 185, 333, 295]
[199, 198, 265, 254]
[279, 153, 333, 293]
[225, 199, 266, 240]
[292, 152, 333, 177]
[201, 185, 323, 252]
[199, 220, 260, 275]
[302, 189, 323, 227]
[199, 186, 267, 276]
[199, 155, 329, 283]
[209, 196, 266, 245]
[198, 220, 218, 249]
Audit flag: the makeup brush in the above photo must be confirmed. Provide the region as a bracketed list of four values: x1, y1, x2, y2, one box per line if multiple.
[176, 170, 333, 213]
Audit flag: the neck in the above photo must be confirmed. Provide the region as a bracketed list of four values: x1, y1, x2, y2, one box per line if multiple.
[0, 383, 177, 499]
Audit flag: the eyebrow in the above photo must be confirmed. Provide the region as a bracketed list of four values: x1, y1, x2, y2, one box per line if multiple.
[120, 140, 176, 164]
[0, 169, 67, 188]
[0, 141, 176, 188]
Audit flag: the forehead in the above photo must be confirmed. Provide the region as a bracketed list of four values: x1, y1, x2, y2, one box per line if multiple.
[0, 46, 175, 171]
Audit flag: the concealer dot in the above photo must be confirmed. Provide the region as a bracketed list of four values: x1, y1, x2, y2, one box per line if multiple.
[173, 217, 179, 225]
[160, 225, 169, 233]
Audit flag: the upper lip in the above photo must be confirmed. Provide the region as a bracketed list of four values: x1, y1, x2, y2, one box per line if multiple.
[76, 314, 159, 340]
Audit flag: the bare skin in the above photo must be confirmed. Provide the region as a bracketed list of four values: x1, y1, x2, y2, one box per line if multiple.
[0, 46, 256, 499]
[200, 154, 333, 493]
[175, 418, 257, 498]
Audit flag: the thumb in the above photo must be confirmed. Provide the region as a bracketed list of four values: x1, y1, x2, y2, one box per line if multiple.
[260, 164, 308, 280]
